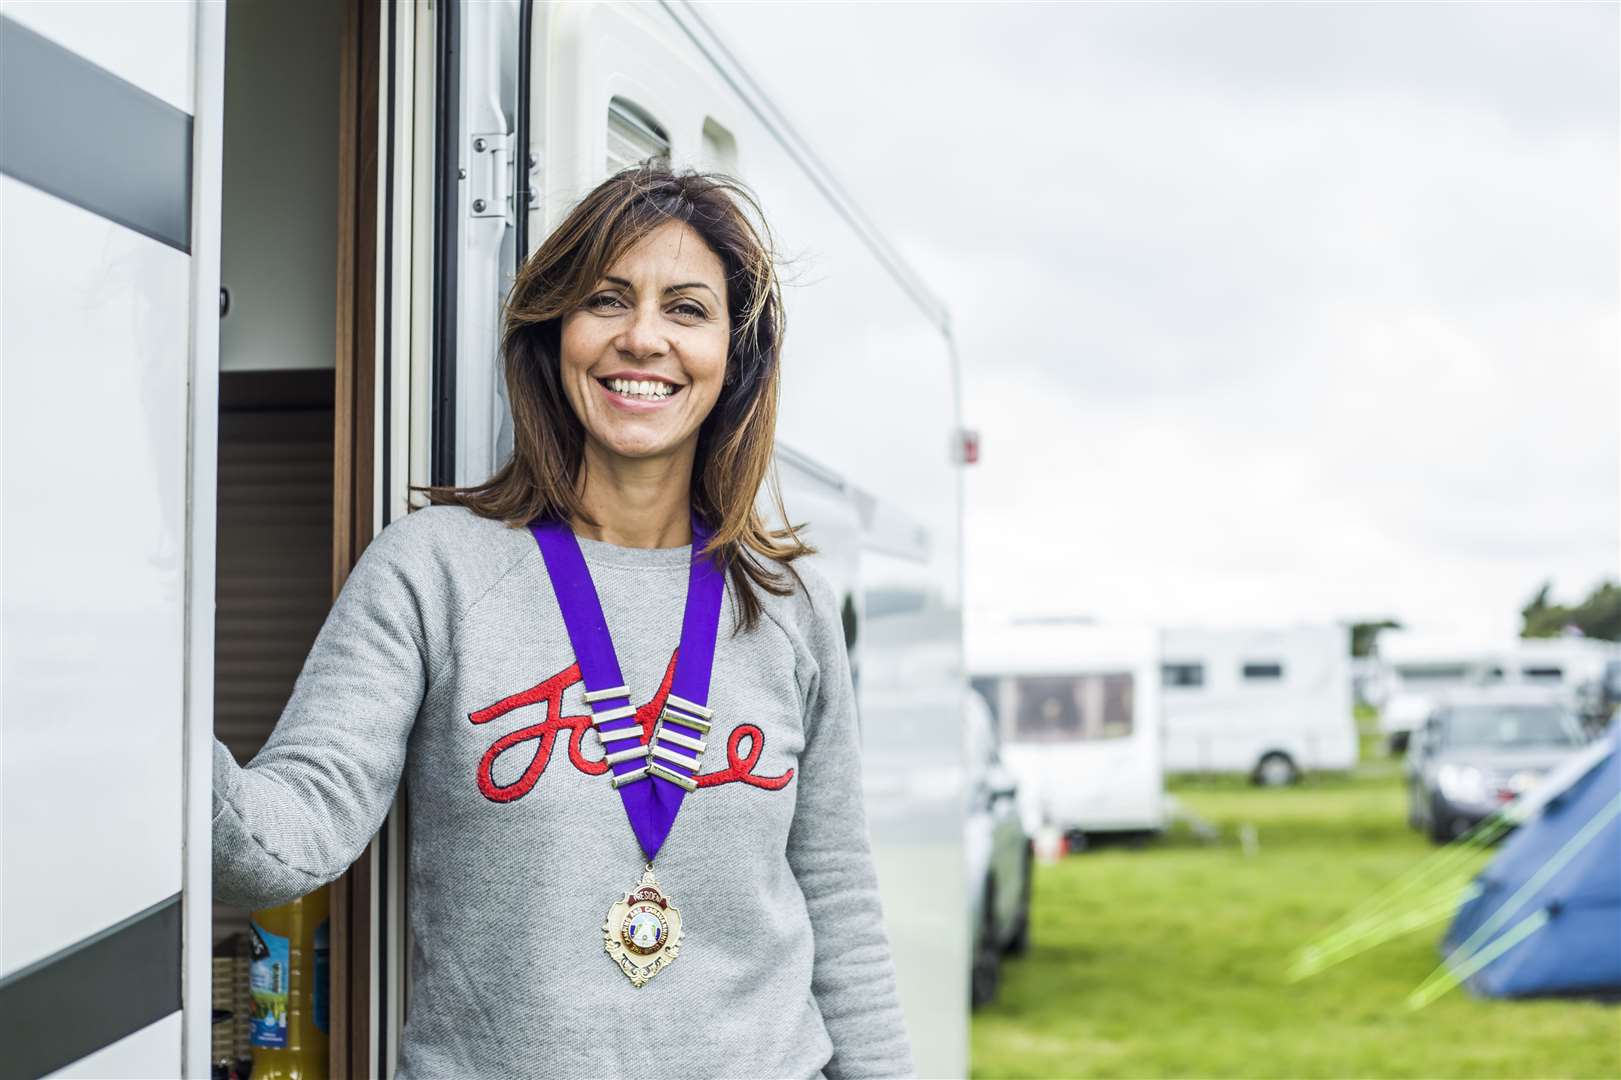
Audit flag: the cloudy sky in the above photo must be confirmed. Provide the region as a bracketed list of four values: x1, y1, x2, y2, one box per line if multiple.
[698, 2, 1618, 642]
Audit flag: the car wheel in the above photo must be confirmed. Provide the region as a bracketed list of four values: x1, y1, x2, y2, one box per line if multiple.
[1004, 846, 1033, 958]
[1427, 795, 1453, 845]
[1253, 752, 1299, 787]
[1388, 731, 1410, 755]
[970, 882, 1002, 1009]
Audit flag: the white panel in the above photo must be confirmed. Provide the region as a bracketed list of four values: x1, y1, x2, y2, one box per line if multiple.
[48, 1010, 182, 1079]
[0, 178, 188, 975]
[218, 0, 343, 371]
[1, 0, 195, 114]
[532, 6, 967, 1073]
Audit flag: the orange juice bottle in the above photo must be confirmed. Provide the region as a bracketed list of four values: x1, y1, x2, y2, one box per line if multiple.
[248, 885, 330, 1079]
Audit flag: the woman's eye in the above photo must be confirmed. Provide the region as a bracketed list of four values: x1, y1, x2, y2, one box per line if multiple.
[671, 301, 707, 319]
[586, 292, 625, 310]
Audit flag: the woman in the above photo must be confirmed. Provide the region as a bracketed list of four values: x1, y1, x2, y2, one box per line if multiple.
[212, 163, 915, 1079]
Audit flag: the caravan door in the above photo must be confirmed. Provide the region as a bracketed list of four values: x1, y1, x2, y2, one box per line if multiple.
[0, 3, 225, 1075]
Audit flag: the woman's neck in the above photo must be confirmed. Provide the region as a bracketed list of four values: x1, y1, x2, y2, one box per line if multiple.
[571, 440, 695, 549]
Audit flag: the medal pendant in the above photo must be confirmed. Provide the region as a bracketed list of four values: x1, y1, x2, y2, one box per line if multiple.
[603, 864, 683, 987]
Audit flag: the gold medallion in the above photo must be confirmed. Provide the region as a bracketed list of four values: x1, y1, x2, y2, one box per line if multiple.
[603, 864, 684, 987]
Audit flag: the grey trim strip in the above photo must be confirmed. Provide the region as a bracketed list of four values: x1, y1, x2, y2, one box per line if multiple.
[0, 15, 192, 252]
[0, 893, 182, 1080]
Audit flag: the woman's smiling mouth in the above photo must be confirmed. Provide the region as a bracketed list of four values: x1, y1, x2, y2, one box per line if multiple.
[596, 375, 684, 411]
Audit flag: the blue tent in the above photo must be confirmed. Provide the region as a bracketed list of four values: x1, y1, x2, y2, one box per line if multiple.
[1441, 722, 1621, 999]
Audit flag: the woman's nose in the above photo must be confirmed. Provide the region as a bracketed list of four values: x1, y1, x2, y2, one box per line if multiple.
[614, 303, 670, 359]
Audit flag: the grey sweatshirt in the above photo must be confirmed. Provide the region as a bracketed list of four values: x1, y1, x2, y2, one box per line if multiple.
[212, 504, 913, 1080]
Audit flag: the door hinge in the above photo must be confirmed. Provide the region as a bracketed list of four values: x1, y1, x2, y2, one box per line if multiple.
[468, 132, 513, 220]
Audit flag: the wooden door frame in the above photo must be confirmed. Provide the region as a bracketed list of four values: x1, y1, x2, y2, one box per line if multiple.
[332, 0, 381, 1074]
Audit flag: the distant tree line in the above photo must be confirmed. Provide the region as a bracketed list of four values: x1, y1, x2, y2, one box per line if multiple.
[1521, 580, 1621, 641]
[1350, 619, 1402, 658]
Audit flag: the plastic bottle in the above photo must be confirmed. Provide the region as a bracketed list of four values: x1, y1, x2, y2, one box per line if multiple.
[248, 885, 330, 1079]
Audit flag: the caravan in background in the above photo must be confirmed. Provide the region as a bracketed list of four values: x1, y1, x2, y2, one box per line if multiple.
[1160, 625, 1357, 786]
[968, 620, 1166, 845]
[1377, 633, 1620, 751]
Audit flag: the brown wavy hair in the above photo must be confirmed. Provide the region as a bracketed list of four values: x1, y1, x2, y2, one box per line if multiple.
[411, 162, 813, 634]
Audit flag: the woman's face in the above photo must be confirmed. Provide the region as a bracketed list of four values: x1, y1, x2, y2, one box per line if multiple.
[559, 219, 730, 468]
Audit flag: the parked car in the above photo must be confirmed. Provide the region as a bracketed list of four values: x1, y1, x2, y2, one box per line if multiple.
[1406, 688, 1591, 843]
[965, 690, 1033, 1008]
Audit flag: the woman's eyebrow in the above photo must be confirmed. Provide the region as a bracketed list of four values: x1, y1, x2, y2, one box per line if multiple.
[664, 281, 719, 299]
[603, 275, 718, 300]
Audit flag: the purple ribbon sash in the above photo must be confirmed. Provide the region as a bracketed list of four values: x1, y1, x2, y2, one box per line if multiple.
[529, 511, 725, 862]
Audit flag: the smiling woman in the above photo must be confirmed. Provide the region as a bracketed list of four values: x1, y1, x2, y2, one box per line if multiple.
[420, 162, 808, 634]
[209, 161, 917, 1079]
[563, 220, 729, 462]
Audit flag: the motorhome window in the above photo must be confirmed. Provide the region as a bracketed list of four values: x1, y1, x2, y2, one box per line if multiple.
[701, 116, 738, 172]
[1242, 662, 1284, 681]
[1010, 674, 1134, 742]
[1522, 665, 1564, 682]
[1395, 663, 1469, 685]
[1162, 663, 1204, 688]
[607, 98, 670, 173]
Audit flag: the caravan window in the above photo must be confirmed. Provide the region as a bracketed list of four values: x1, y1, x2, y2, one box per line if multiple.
[606, 98, 670, 172]
[701, 116, 738, 172]
[1162, 662, 1204, 688]
[1395, 662, 1470, 686]
[1242, 661, 1284, 681]
[1522, 665, 1564, 683]
[1006, 673, 1134, 742]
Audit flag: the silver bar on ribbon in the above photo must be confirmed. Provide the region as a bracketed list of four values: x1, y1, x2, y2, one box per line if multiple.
[604, 745, 650, 766]
[651, 744, 700, 770]
[665, 693, 713, 720]
[597, 722, 642, 746]
[647, 761, 697, 792]
[656, 728, 705, 753]
[610, 765, 650, 788]
[591, 704, 637, 725]
[660, 706, 711, 736]
[582, 685, 630, 704]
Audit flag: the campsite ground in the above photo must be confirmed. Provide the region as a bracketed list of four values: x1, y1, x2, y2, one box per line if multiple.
[969, 721, 1621, 1078]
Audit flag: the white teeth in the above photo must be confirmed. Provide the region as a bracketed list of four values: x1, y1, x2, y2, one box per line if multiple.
[605, 377, 674, 399]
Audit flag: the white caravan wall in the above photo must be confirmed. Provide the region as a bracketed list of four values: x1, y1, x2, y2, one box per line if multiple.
[1, 0, 194, 113]
[1161, 625, 1355, 774]
[0, 95, 188, 990]
[524, 5, 969, 1072]
[0, 5, 199, 1076]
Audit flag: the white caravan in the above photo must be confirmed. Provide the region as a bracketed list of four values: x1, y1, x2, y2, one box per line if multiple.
[968, 621, 1165, 838]
[1160, 625, 1357, 784]
[1377, 633, 1620, 750]
[0, 2, 968, 1075]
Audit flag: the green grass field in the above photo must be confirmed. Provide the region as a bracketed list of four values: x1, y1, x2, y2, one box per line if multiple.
[969, 729, 1621, 1078]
